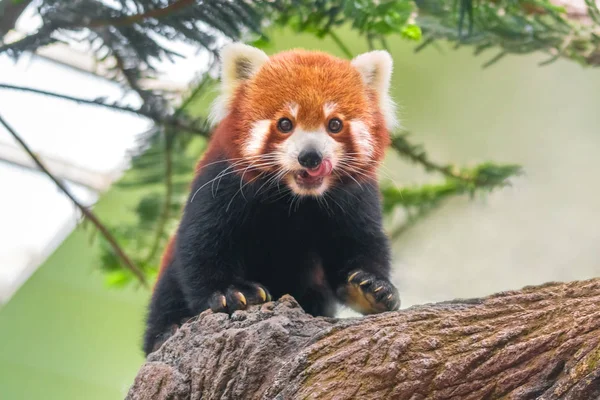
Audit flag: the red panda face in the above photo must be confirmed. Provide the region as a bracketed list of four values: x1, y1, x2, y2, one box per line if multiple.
[210, 44, 397, 197]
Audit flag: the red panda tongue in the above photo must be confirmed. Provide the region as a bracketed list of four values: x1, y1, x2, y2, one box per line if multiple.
[306, 159, 333, 178]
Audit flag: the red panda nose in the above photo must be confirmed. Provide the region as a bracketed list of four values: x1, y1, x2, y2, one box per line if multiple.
[298, 149, 322, 169]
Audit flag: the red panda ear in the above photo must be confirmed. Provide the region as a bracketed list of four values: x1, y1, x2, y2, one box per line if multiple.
[351, 50, 398, 131]
[210, 43, 269, 124]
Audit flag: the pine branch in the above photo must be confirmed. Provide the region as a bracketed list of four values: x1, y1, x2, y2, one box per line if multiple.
[88, 0, 194, 28]
[128, 73, 216, 265]
[98, 70, 216, 286]
[416, 0, 600, 67]
[0, 0, 196, 52]
[383, 133, 522, 238]
[389, 205, 438, 240]
[390, 133, 522, 188]
[391, 134, 469, 182]
[0, 0, 258, 58]
[327, 31, 353, 58]
[381, 163, 520, 239]
[0, 112, 149, 287]
[0, 83, 146, 115]
[143, 132, 173, 264]
[0, 84, 210, 137]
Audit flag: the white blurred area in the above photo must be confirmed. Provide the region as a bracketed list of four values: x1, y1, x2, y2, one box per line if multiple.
[0, 5, 212, 305]
[0, 54, 149, 305]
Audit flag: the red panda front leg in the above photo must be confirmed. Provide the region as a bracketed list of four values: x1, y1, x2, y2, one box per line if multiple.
[339, 269, 400, 314]
[322, 183, 401, 315]
[174, 162, 272, 316]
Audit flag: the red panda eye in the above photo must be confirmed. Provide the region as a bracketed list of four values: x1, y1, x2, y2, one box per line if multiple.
[328, 118, 343, 133]
[277, 118, 293, 133]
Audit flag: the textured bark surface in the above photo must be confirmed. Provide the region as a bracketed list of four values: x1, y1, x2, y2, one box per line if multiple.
[0, 0, 33, 38]
[127, 279, 600, 400]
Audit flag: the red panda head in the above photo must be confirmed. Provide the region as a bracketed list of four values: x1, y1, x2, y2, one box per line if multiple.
[209, 43, 397, 196]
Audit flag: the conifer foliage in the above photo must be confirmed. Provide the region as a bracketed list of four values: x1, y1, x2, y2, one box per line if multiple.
[1, 0, 597, 286]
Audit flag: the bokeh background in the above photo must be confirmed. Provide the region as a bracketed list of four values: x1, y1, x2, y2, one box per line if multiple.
[2, 16, 600, 400]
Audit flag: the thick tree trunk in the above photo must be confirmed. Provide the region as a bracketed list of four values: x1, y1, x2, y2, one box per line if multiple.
[127, 279, 600, 400]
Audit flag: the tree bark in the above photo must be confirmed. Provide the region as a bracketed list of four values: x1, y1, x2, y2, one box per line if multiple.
[0, 0, 32, 39]
[127, 278, 600, 400]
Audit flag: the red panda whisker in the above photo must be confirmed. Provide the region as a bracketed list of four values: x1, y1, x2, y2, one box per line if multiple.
[266, 169, 291, 195]
[376, 166, 402, 191]
[315, 196, 329, 216]
[336, 157, 370, 167]
[226, 170, 267, 212]
[211, 160, 251, 197]
[228, 158, 284, 204]
[208, 158, 262, 197]
[201, 153, 280, 171]
[337, 162, 367, 175]
[255, 168, 288, 196]
[194, 160, 276, 202]
[324, 192, 346, 214]
[346, 165, 384, 182]
[260, 178, 292, 203]
[321, 195, 335, 217]
[336, 159, 371, 174]
[340, 152, 365, 156]
[216, 157, 279, 176]
[344, 171, 364, 189]
[191, 169, 241, 202]
[337, 154, 377, 164]
[331, 169, 348, 187]
[288, 193, 301, 216]
[335, 164, 365, 188]
[335, 183, 363, 204]
[271, 187, 293, 203]
[342, 167, 371, 183]
[238, 160, 271, 202]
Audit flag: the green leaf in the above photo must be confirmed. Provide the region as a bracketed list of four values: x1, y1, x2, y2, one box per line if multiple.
[104, 270, 131, 288]
[401, 24, 423, 41]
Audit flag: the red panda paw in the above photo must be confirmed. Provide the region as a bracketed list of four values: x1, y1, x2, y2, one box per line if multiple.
[337, 270, 400, 315]
[208, 282, 272, 314]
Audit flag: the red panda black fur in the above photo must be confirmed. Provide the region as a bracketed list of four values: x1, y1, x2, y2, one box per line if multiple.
[143, 44, 401, 355]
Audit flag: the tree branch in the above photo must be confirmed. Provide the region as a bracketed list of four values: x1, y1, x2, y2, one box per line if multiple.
[0, 84, 210, 137]
[127, 278, 600, 399]
[391, 134, 469, 181]
[0, 83, 147, 115]
[390, 134, 522, 189]
[88, 0, 194, 28]
[0, 0, 197, 55]
[0, 112, 148, 287]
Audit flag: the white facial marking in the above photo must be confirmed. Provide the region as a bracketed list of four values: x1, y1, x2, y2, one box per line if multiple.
[278, 127, 342, 196]
[243, 119, 271, 157]
[278, 127, 341, 171]
[350, 120, 374, 160]
[288, 102, 299, 119]
[323, 102, 337, 117]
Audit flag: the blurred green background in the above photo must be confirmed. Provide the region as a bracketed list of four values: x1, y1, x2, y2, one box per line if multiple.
[2, 25, 600, 399]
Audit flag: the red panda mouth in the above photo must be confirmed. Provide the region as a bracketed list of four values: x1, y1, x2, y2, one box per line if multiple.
[293, 160, 333, 190]
[293, 169, 325, 189]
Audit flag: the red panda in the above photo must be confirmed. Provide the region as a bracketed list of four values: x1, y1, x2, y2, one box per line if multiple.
[143, 43, 400, 355]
